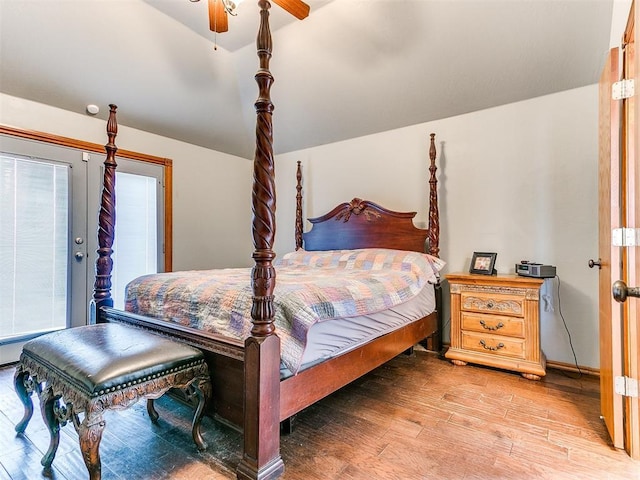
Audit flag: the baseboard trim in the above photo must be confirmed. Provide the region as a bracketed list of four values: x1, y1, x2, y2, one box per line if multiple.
[546, 359, 599, 377]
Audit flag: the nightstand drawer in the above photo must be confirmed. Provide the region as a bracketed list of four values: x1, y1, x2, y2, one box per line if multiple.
[461, 331, 525, 359]
[461, 312, 524, 338]
[461, 291, 524, 317]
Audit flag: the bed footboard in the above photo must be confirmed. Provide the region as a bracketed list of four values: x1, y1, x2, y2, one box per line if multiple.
[100, 307, 244, 359]
[100, 307, 247, 428]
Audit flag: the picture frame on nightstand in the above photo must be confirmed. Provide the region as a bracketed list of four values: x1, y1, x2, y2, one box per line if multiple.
[469, 251, 497, 275]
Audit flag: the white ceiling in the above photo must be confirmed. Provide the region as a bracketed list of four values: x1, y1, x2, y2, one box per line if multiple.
[0, 0, 614, 159]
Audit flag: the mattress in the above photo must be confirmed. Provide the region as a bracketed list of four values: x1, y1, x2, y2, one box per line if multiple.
[125, 248, 445, 374]
[281, 281, 436, 378]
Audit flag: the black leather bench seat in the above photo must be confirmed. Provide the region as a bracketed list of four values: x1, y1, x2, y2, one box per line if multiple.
[21, 323, 205, 397]
[14, 322, 212, 480]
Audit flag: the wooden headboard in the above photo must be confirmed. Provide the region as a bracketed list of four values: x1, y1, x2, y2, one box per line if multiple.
[294, 133, 440, 256]
[302, 198, 429, 252]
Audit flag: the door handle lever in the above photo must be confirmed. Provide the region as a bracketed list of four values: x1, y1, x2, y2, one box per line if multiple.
[612, 280, 640, 302]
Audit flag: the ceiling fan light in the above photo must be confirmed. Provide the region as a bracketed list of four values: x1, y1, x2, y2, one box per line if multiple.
[223, 0, 243, 16]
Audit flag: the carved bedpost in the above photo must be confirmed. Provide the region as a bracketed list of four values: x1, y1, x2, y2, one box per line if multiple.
[295, 161, 303, 250]
[426, 132, 443, 354]
[91, 104, 118, 323]
[427, 133, 440, 258]
[237, 1, 284, 480]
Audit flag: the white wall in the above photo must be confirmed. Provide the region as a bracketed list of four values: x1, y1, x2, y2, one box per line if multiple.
[275, 85, 600, 369]
[0, 85, 605, 369]
[610, 0, 633, 48]
[0, 93, 255, 271]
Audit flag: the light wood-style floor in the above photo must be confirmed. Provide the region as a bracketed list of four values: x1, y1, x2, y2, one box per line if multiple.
[0, 351, 638, 480]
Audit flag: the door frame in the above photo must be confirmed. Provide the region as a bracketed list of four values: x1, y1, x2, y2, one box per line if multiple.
[626, 0, 640, 458]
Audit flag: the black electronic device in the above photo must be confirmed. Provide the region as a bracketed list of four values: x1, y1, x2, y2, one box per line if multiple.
[515, 261, 556, 278]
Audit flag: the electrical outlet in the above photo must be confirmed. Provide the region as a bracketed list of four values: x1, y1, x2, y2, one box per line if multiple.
[542, 294, 554, 312]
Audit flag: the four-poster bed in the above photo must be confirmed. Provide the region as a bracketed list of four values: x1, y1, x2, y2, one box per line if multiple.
[91, 2, 443, 480]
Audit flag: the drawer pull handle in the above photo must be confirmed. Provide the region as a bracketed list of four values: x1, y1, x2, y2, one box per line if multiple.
[479, 340, 505, 351]
[479, 320, 504, 331]
[486, 302, 494, 308]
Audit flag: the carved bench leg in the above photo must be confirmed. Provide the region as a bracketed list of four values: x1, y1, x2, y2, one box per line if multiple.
[147, 399, 159, 423]
[78, 411, 106, 480]
[13, 367, 34, 434]
[39, 387, 61, 468]
[191, 377, 210, 452]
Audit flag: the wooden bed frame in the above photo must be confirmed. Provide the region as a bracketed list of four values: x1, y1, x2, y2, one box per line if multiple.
[91, 4, 441, 480]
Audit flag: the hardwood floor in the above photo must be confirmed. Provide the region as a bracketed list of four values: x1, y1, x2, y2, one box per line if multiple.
[0, 350, 637, 479]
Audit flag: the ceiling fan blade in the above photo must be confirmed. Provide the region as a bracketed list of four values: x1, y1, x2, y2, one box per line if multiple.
[272, 0, 310, 20]
[208, 0, 229, 33]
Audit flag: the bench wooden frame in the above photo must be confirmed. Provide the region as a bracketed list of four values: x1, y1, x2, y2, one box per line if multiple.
[14, 324, 212, 480]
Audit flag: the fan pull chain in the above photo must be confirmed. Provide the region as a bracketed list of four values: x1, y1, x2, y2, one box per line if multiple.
[213, 0, 218, 50]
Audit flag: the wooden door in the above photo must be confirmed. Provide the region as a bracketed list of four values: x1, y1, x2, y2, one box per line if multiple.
[598, 1, 640, 459]
[599, 45, 625, 450]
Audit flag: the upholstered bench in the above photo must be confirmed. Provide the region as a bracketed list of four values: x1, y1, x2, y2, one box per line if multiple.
[13, 322, 211, 480]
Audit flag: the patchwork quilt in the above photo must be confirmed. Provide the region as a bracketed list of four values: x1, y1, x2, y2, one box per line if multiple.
[125, 248, 445, 374]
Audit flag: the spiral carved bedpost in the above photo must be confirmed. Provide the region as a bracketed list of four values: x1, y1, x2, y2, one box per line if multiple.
[295, 161, 303, 250]
[91, 104, 118, 323]
[427, 133, 439, 258]
[427, 132, 443, 354]
[238, 2, 285, 479]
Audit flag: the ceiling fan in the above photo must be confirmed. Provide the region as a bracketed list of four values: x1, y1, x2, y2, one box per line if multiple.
[192, 0, 310, 33]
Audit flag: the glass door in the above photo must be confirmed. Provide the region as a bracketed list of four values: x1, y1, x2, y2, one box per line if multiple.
[0, 136, 87, 364]
[113, 163, 164, 309]
[86, 156, 165, 310]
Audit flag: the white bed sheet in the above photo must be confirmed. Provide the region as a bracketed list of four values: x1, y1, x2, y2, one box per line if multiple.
[281, 282, 436, 378]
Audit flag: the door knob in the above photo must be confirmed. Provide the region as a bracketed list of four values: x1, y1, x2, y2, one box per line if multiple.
[74, 252, 85, 261]
[588, 258, 602, 269]
[612, 280, 640, 302]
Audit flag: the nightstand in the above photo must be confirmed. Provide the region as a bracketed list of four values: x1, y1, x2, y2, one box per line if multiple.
[445, 273, 546, 380]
